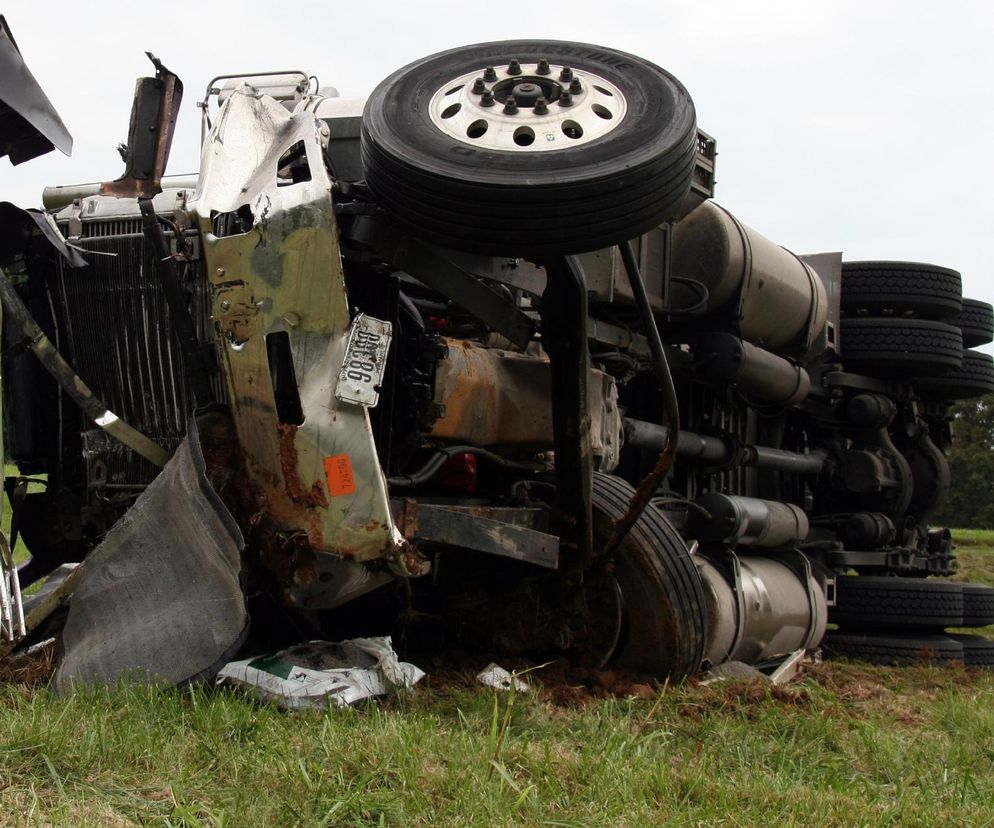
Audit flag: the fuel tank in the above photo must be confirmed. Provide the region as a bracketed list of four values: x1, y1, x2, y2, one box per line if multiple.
[671, 201, 827, 354]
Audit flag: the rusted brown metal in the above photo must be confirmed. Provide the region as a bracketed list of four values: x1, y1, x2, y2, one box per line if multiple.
[100, 53, 183, 200]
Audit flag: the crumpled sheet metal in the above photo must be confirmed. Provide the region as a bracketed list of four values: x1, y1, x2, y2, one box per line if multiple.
[190, 85, 402, 581]
[217, 636, 425, 710]
[55, 420, 247, 691]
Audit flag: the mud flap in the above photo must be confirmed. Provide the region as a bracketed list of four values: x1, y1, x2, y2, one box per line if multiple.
[56, 420, 247, 691]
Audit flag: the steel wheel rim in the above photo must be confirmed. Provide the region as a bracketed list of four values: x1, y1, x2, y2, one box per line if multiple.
[428, 58, 628, 152]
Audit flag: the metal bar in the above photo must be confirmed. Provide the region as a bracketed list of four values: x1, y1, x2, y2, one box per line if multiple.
[392, 501, 559, 569]
[542, 255, 593, 563]
[624, 417, 826, 475]
[599, 240, 681, 561]
[0, 267, 170, 467]
[138, 198, 216, 410]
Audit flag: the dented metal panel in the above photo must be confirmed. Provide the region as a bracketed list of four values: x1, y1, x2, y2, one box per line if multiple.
[190, 85, 402, 564]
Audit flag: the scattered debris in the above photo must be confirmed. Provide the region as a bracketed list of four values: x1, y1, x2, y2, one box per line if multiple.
[217, 637, 425, 710]
[477, 663, 529, 693]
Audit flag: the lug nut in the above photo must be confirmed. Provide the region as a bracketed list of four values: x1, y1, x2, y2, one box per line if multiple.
[483, 67, 497, 82]
[537, 59, 551, 75]
[503, 95, 518, 114]
[472, 78, 487, 94]
[481, 90, 495, 107]
[534, 96, 548, 115]
[560, 66, 573, 81]
[558, 91, 573, 107]
[569, 78, 582, 94]
[508, 59, 522, 75]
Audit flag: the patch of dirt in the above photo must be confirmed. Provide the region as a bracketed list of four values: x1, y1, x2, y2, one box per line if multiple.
[676, 678, 811, 721]
[0, 639, 57, 693]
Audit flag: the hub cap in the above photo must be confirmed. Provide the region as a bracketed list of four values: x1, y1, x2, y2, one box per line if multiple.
[428, 60, 627, 152]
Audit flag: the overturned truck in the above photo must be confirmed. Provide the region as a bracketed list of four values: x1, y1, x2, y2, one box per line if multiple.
[4, 40, 994, 684]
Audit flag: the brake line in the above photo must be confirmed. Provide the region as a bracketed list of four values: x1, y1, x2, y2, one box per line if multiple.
[598, 240, 681, 560]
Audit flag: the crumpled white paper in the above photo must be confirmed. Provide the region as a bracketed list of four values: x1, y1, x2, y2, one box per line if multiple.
[476, 662, 529, 692]
[217, 636, 425, 710]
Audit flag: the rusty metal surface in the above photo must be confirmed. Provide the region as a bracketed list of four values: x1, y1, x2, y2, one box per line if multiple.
[430, 337, 621, 470]
[100, 54, 183, 200]
[190, 84, 403, 568]
[390, 500, 559, 570]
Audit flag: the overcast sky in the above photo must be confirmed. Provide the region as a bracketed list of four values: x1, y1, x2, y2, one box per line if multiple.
[4, 1, 993, 339]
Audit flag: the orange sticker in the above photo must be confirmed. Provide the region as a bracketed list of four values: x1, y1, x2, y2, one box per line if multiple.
[324, 454, 356, 497]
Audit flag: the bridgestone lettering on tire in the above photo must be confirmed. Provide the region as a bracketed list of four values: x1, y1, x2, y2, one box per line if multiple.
[839, 318, 963, 377]
[824, 632, 964, 666]
[829, 576, 964, 630]
[591, 473, 707, 681]
[948, 298, 994, 348]
[840, 261, 962, 319]
[361, 40, 699, 257]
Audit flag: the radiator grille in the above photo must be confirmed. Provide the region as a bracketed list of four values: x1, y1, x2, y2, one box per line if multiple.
[48, 226, 222, 494]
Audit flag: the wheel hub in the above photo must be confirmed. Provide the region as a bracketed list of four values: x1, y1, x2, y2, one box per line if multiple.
[428, 59, 627, 152]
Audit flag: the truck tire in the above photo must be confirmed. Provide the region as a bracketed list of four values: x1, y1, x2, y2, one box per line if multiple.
[839, 318, 962, 377]
[961, 582, 994, 628]
[915, 350, 994, 401]
[591, 473, 707, 681]
[948, 634, 994, 667]
[948, 298, 994, 348]
[823, 632, 964, 666]
[361, 40, 699, 257]
[840, 261, 962, 319]
[829, 576, 964, 630]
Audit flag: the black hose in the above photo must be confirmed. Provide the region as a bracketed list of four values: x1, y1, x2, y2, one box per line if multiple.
[599, 240, 682, 560]
[388, 445, 542, 488]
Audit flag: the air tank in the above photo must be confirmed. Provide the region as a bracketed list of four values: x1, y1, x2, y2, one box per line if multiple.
[670, 201, 828, 353]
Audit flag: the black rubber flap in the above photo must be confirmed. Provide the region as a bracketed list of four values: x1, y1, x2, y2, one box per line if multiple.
[56, 420, 246, 690]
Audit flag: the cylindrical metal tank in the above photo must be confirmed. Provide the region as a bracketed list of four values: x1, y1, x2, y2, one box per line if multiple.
[691, 493, 810, 548]
[670, 201, 828, 353]
[696, 554, 828, 667]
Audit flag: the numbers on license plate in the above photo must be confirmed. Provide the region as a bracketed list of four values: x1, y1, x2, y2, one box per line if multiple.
[335, 315, 392, 407]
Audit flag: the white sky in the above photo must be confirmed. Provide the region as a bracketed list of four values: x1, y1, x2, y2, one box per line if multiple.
[4, 1, 993, 337]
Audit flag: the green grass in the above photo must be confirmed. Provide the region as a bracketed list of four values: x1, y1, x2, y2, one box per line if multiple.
[2, 530, 994, 824]
[2, 666, 994, 826]
[950, 528, 994, 548]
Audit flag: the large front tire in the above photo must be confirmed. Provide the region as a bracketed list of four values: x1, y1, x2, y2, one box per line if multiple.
[591, 473, 707, 681]
[361, 40, 699, 257]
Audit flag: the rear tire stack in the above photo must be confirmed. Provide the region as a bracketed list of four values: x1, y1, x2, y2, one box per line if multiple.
[824, 576, 994, 667]
[838, 261, 966, 380]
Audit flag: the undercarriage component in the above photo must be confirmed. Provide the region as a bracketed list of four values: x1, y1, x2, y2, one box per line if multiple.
[696, 552, 827, 667]
[391, 500, 559, 569]
[689, 333, 810, 405]
[623, 419, 825, 476]
[669, 200, 827, 354]
[430, 338, 621, 471]
[691, 493, 809, 548]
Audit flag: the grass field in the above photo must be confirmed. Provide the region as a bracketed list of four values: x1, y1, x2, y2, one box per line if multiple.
[1, 531, 994, 824]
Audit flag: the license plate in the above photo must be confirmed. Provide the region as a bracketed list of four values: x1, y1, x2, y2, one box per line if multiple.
[335, 314, 392, 408]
